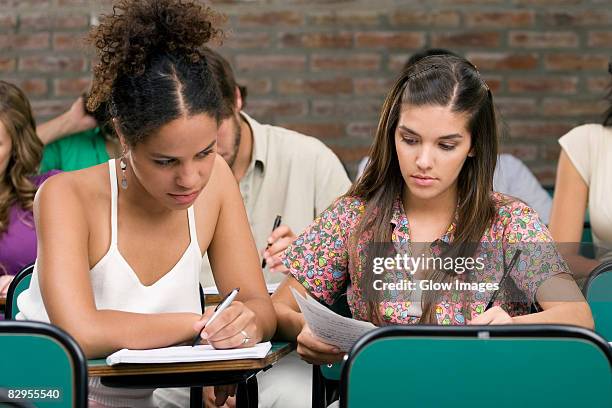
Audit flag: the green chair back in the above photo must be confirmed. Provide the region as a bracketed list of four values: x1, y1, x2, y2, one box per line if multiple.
[5, 263, 34, 320]
[585, 261, 612, 340]
[0, 321, 88, 407]
[341, 325, 612, 408]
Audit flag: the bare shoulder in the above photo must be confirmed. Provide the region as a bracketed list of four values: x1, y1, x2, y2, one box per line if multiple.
[35, 163, 110, 221]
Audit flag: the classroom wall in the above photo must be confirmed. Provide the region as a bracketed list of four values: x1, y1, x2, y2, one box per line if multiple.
[1, 0, 610, 181]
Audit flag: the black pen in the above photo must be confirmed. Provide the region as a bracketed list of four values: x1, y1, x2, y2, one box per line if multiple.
[191, 288, 240, 347]
[262, 215, 282, 268]
[485, 249, 522, 311]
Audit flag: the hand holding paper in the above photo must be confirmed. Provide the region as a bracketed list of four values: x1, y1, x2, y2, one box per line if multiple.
[290, 287, 376, 352]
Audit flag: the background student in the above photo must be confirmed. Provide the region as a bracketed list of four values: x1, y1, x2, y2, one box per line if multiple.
[0, 81, 60, 295]
[16, 1, 275, 406]
[549, 63, 612, 277]
[273, 54, 592, 366]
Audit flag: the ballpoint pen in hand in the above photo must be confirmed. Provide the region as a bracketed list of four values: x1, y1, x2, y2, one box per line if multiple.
[262, 215, 282, 268]
[191, 287, 240, 347]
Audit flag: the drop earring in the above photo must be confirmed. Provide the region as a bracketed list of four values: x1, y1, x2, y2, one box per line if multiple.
[119, 154, 128, 190]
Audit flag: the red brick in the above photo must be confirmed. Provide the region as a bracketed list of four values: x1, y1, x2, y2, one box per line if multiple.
[312, 100, 381, 118]
[541, 11, 612, 27]
[238, 78, 271, 95]
[507, 76, 577, 94]
[311, 54, 381, 71]
[354, 78, 396, 96]
[539, 144, 562, 161]
[481, 75, 503, 93]
[514, 0, 583, 4]
[246, 99, 307, 118]
[329, 145, 372, 164]
[234, 55, 306, 72]
[309, 11, 380, 27]
[18, 55, 87, 73]
[464, 11, 535, 28]
[0, 13, 16, 29]
[509, 31, 578, 48]
[2, 77, 47, 96]
[0, 0, 50, 7]
[388, 54, 412, 72]
[587, 77, 610, 93]
[278, 123, 345, 139]
[545, 53, 608, 70]
[280, 32, 353, 49]
[494, 97, 537, 116]
[355, 32, 425, 49]
[346, 122, 378, 139]
[31, 99, 72, 120]
[507, 120, 575, 139]
[432, 31, 501, 48]
[0, 32, 48, 51]
[467, 52, 539, 70]
[389, 10, 460, 27]
[224, 32, 272, 49]
[499, 144, 538, 161]
[52, 32, 88, 51]
[20, 12, 89, 30]
[53, 77, 91, 97]
[278, 78, 353, 95]
[238, 11, 303, 27]
[0, 57, 15, 72]
[588, 32, 612, 48]
[542, 98, 607, 116]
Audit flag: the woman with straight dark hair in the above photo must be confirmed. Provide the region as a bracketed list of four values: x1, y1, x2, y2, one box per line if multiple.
[272, 54, 592, 365]
[16, 0, 275, 406]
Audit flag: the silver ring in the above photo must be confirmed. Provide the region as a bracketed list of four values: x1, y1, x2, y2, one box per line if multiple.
[241, 330, 250, 345]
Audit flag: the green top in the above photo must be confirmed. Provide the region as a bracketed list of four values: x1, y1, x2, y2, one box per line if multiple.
[40, 127, 109, 173]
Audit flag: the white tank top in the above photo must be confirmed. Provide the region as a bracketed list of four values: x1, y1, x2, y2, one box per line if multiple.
[18, 159, 203, 407]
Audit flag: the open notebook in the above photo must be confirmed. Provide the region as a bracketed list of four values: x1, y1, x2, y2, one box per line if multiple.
[202, 283, 280, 295]
[107, 342, 272, 365]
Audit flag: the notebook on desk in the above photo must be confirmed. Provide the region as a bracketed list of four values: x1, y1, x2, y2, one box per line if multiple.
[202, 283, 280, 295]
[106, 341, 272, 365]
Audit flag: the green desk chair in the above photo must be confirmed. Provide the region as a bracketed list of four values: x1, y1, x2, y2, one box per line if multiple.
[5, 263, 34, 320]
[341, 325, 612, 408]
[0, 320, 88, 407]
[584, 261, 612, 340]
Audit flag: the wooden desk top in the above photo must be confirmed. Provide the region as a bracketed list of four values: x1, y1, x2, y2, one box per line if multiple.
[0, 295, 5, 307]
[88, 342, 295, 377]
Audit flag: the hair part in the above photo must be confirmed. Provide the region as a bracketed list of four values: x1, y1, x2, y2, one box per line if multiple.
[0, 80, 43, 235]
[87, 0, 224, 146]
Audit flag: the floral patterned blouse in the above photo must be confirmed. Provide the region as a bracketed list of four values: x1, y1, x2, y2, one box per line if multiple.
[283, 192, 570, 326]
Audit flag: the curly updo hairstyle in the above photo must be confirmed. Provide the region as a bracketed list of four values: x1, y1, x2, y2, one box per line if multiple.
[86, 0, 224, 146]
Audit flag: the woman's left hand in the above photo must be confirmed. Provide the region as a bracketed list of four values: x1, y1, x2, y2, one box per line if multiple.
[468, 306, 514, 325]
[193, 301, 259, 349]
[0, 275, 14, 297]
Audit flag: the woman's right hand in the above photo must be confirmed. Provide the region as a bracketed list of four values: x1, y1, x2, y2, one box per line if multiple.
[296, 323, 345, 365]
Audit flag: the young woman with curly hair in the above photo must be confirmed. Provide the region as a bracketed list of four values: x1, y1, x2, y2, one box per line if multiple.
[17, 0, 276, 406]
[0, 81, 60, 296]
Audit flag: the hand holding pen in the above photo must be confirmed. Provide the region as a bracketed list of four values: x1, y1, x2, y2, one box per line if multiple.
[261, 215, 296, 274]
[192, 288, 257, 348]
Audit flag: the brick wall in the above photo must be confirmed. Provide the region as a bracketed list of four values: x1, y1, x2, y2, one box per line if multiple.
[1, 0, 610, 183]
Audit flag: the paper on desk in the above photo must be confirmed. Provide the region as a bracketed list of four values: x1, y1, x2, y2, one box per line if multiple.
[202, 283, 280, 295]
[290, 287, 376, 352]
[106, 341, 272, 365]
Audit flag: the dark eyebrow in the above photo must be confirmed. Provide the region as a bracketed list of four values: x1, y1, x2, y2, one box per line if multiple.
[398, 125, 464, 140]
[151, 139, 216, 159]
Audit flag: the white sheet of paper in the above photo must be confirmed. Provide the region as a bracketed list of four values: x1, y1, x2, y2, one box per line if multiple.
[203, 283, 280, 295]
[106, 342, 272, 365]
[290, 287, 376, 352]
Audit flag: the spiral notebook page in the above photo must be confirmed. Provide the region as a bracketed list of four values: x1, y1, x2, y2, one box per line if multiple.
[107, 342, 272, 365]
